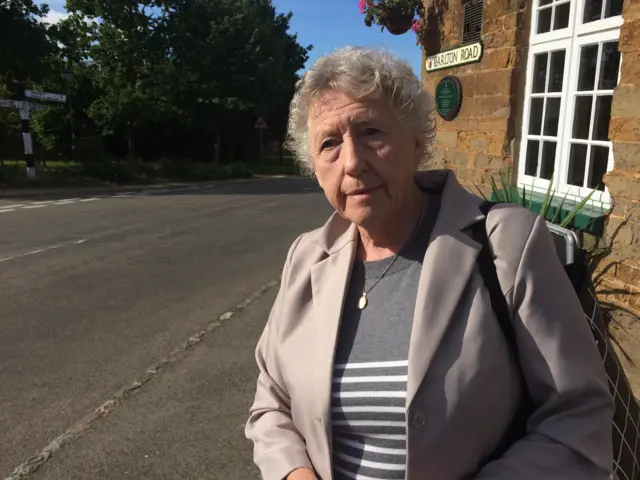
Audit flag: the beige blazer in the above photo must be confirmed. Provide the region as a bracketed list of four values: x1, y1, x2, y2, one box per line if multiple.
[246, 169, 614, 480]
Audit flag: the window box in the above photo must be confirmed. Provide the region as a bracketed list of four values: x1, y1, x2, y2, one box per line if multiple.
[491, 186, 609, 235]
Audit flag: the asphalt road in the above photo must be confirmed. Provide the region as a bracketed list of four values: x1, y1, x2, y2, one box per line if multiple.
[0, 177, 332, 479]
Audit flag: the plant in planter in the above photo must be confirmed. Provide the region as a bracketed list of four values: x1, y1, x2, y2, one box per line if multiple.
[474, 170, 598, 229]
[476, 170, 639, 347]
[360, 0, 423, 36]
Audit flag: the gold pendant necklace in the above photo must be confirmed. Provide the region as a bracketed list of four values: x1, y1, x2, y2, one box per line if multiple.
[358, 292, 368, 310]
[357, 252, 400, 310]
[357, 200, 425, 311]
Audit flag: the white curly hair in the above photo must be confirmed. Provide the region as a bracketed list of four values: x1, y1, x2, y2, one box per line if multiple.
[286, 46, 436, 176]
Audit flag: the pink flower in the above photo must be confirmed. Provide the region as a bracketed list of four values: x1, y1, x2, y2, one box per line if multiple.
[411, 18, 421, 33]
[359, 0, 367, 14]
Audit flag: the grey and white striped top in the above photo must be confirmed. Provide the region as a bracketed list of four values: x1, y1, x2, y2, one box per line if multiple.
[331, 194, 439, 480]
[332, 360, 409, 480]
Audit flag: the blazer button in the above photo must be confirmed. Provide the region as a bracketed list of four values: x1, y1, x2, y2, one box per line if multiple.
[411, 411, 426, 428]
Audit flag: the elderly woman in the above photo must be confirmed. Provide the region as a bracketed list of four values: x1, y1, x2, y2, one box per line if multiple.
[245, 47, 613, 480]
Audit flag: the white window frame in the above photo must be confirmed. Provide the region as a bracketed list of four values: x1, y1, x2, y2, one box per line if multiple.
[531, 0, 576, 44]
[559, 28, 621, 204]
[518, 0, 622, 208]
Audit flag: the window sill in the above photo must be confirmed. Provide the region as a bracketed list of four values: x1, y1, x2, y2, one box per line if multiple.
[490, 186, 609, 235]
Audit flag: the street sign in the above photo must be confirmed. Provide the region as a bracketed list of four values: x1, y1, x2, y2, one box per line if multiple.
[27, 102, 47, 111]
[18, 103, 30, 120]
[254, 117, 268, 129]
[0, 99, 19, 109]
[25, 90, 66, 103]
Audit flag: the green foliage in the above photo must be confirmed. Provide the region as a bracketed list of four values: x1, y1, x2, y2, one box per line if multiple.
[1, 0, 311, 169]
[475, 171, 598, 229]
[0, 0, 57, 92]
[0, 158, 256, 187]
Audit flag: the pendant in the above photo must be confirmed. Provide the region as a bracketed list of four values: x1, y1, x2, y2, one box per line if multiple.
[358, 292, 368, 310]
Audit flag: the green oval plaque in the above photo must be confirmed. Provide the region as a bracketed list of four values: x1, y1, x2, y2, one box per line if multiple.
[435, 76, 463, 121]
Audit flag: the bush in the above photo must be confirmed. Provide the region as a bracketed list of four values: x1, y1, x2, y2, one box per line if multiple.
[78, 160, 159, 184]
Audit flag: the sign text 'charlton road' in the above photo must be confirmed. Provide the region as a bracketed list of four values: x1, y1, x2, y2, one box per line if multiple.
[425, 42, 484, 73]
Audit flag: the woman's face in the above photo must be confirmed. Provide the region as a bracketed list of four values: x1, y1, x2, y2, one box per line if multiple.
[308, 90, 423, 229]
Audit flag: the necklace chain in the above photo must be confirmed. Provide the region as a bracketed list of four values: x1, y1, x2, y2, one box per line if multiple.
[357, 199, 425, 310]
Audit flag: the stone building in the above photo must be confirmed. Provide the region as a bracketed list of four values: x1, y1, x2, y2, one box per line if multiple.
[421, 0, 640, 310]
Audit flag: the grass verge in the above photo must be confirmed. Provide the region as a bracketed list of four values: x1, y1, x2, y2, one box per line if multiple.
[0, 159, 301, 189]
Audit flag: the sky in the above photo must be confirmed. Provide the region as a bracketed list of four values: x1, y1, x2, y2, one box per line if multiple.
[38, 0, 424, 76]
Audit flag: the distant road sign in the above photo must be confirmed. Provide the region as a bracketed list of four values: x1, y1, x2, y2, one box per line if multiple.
[25, 90, 66, 103]
[27, 102, 47, 111]
[254, 117, 268, 129]
[0, 99, 19, 109]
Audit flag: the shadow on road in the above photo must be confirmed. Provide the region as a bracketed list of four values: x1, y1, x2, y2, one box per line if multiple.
[0, 176, 322, 202]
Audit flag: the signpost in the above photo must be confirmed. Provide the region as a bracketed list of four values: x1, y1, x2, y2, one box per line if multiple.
[27, 102, 46, 111]
[0, 89, 67, 178]
[25, 89, 67, 103]
[0, 99, 19, 109]
[254, 116, 268, 164]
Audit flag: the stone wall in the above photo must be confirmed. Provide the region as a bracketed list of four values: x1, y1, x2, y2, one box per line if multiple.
[421, 0, 639, 311]
[604, 0, 640, 310]
[421, 0, 528, 191]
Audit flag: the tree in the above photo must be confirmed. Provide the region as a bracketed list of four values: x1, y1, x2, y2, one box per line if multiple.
[65, 0, 172, 159]
[2, 0, 310, 165]
[0, 0, 56, 93]
[162, 0, 310, 162]
[0, 0, 59, 163]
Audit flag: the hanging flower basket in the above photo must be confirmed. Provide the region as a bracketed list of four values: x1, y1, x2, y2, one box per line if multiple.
[381, 8, 414, 35]
[360, 0, 425, 43]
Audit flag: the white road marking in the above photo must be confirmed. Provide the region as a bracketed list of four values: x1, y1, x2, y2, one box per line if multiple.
[80, 198, 100, 202]
[23, 205, 46, 209]
[0, 204, 26, 208]
[0, 238, 88, 263]
[0, 209, 16, 213]
[31, 200, 56, 205]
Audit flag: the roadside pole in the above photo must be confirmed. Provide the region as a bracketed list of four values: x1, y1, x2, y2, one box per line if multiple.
[18, 100, 36, 179]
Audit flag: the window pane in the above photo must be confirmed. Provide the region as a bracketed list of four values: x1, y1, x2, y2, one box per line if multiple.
[532, 53, 548, 93]
[539, 0, 552, 6]
[598, 42, 621, 90]
[537, 7, 552, 33]
[588, 146, 609, 191]
[568, 144, 588, 187]
[578, 45, 599, 91]
[554, 2, 570, 29]
[544, 97, 561, 136]
[605, 0, 623, 17]
[525, 140, 540, 176]
[529, 98, 544, 135]
[573, 96, 593, 139]
[541, 142, 556, 180]
[548, 50, 566, 92]
[592, 95, 613, 141]
[583, 0, 603, 22]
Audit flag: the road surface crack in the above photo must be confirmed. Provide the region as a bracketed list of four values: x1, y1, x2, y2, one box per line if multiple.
[4, 279, 280, 480]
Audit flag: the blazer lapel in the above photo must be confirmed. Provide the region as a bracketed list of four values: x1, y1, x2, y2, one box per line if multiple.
[310, 224, 357, 478]
[407, 170, 485, 407]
